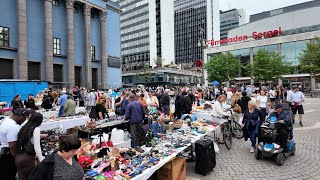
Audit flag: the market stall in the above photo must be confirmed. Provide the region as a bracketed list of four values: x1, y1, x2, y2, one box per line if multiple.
[73, 120, 219, 180]
[39, 116, 90, 131]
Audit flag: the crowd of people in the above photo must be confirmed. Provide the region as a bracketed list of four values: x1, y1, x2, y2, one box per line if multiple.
[0, 83, 306, 179]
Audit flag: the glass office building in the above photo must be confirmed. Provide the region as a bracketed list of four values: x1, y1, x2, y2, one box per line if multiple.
[174, 0, 220, 65]
[204, 0, 320, 89]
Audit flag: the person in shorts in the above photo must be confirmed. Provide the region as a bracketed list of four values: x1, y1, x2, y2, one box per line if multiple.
[288, 86, 305, 126]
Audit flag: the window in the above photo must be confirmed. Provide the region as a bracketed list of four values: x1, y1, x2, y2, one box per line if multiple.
[52, 0, 59, 6]
[91, 12, 94, 19]
[28, 61, 41, 80]
[74, 7, 79, 13]
[0, 26, 9, 47]
[0, 58, 13, 79]
[53, 38, 61, 55]
[53, 64, 63, 82]
[91, 45, 96, 60]
[75, 66, 81, 87]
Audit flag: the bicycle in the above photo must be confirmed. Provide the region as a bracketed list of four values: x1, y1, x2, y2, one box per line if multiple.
[304, 89, 320, 98]
[221, 110, 243, 150]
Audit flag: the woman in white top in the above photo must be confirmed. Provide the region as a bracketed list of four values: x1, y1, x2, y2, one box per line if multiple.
[268, 87, 276, 108]
[256, 90, 268, 122]
[15, 113, 44, 180]
[226, 88, 233, 105]
[211, 95, 230, 117]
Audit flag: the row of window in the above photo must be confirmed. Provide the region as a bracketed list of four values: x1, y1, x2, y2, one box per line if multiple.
[53, 37, 96, 60]
[0, 28, 96, 60]
[0, 58, 99, 88]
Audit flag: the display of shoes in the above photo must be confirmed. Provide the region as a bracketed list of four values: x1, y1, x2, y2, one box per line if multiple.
[134, 146, 145, 153]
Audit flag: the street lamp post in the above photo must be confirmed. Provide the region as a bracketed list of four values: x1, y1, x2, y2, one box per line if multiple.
[198, 39, 206, 85]
[198, 27, 206, 86]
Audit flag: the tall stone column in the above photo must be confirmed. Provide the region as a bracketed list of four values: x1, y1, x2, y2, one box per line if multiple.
[250, 47, 254, 85]
[66, 0, 75, 88]
[44, 0, 54, 82]
[17, 0, 28, 79]
[100, 11, 108, 89]
[84, 4, 92, 89]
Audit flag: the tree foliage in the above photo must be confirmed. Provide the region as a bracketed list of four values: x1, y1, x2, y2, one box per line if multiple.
[134, 64, 152, 83]
[299, 37, 320, 77]
[246, 49, 291, 82]
[205, 52, 242, 83]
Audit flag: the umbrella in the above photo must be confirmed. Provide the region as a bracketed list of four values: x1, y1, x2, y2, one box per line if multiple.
[212, 81, 219, 85]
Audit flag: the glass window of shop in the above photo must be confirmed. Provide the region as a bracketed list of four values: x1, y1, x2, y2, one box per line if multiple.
[253, 44, 278, 55]
[281, 40, 310, 66]
[229, 48, 250, 77]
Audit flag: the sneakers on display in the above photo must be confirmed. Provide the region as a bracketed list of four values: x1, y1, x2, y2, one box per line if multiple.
[250, 147, 255, 153]
[135, 146, 145, 153]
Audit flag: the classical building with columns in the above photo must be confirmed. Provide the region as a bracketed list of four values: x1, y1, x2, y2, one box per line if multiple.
[204, 0, 320, 90]
[0, 0, 122, 89]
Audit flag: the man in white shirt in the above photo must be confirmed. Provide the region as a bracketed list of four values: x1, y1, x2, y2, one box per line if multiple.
[288, 86, 305, 126]
[0, 108, 29, 180]
[87, 89, 96, 111]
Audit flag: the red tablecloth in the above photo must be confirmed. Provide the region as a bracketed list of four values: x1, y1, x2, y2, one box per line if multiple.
[0, 107, 13, 113]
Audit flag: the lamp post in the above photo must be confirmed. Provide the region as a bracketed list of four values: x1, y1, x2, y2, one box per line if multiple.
[197, 27, 206, 86]
[198, 39, 206, 85]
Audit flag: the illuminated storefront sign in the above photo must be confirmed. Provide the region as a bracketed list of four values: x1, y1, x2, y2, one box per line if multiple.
[207, 27, 283, 47]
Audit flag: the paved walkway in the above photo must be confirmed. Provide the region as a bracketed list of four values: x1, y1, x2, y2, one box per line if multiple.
[186, 98, 320, 180]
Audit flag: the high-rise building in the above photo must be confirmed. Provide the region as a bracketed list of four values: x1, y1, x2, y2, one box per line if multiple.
[120, 0, 175, 70]
[174, 0, 220, 65]
[220, 8, 247, 39]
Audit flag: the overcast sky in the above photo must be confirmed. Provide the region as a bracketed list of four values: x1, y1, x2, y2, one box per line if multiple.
[220, 0, 314, 16]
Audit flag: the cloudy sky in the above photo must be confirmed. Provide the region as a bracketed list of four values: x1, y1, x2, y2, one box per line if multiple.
[220, 0, 314, 15]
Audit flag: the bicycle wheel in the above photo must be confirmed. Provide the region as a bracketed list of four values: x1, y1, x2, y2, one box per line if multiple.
[233, 122, 244, 139]
[223, 124, 232, 150]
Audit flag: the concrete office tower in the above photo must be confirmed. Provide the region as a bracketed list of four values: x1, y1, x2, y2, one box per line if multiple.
[120, 0, 175, 69]
[174, 0, 220, 65]
[220, 8, 247, 39]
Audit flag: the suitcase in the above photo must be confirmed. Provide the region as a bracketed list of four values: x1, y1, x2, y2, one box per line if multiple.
[195, 138, 216, 175]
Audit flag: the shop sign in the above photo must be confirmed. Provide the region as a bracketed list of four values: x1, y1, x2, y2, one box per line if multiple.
[207, 27, 282, 47]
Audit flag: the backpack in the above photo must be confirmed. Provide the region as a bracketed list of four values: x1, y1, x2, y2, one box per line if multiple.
[89, 106, 98, 119]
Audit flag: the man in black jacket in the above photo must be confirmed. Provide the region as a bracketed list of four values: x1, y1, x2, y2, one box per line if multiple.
[188, 90, 196, 105]
[160, 89, 170, 115]
[181, 91, 192, 114]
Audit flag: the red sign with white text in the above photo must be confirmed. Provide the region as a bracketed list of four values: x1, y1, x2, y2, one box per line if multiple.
[207, 27, 283, 47]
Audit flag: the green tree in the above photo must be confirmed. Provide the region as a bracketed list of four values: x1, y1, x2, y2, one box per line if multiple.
[205, 52, 242, 83]
[246, 49, 291, 83]
[154, 56, 164, 67]
[299, 37, 320, 77]
[134, 64, 152, 83]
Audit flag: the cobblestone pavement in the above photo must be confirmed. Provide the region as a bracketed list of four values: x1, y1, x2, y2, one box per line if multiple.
[186, 98, 320, 180]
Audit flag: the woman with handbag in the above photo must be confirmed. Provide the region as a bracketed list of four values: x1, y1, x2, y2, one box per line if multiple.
[231, 92, 243, 127]
[243, 100, 263, 153]
[15, 113, 44, 180]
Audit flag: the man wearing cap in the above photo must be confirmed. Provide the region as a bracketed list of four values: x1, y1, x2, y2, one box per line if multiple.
[0, 108, 29, 180]
[58, 90, 68, 117]
[269, 104, 290, 151]
[288, 85, 305, 126]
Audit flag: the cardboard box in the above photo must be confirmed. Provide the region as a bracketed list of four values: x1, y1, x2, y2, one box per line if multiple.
[157, 157, 186, 180]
